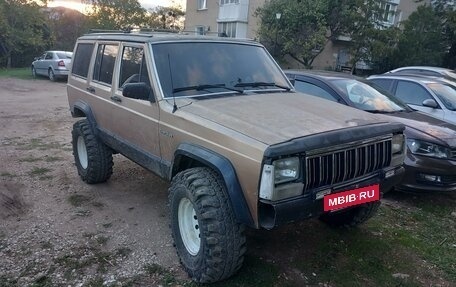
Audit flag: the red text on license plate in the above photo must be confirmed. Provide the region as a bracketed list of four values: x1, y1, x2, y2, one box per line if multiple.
[323, 184, 380, 212]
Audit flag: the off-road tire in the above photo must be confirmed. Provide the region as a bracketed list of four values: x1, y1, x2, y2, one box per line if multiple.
[319, 201, 381, 227]
[169, 167, 246, 283]
[48, 68, 56, 82]
[72, 119, 113, 184]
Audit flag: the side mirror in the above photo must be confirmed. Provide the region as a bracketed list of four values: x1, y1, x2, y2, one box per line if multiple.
[422, 99, 438, 108]
[122, 82, 155, 102]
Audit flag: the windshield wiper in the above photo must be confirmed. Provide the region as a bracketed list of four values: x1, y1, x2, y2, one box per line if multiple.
[365, 110, 395, 114]
[234, 82, 291, 91]
[173, 84, 243, 94]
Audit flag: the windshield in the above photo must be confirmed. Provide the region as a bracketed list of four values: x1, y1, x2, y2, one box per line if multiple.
[152, 42, 290, 98]
[427, 83, 456, 111]
[331, 79, 408, 112]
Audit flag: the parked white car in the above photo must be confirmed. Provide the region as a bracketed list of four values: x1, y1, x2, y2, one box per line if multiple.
[31, 51, 72, 81]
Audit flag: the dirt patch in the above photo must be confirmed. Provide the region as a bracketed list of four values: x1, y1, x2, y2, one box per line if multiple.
[0, 78, 180, 286]
[0, 181, 26, 218]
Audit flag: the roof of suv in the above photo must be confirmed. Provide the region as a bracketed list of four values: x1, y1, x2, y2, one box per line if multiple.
[78, 32, 259, 45]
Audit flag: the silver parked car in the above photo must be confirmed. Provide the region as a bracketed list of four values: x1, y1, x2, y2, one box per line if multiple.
[368, 75, 456, 125]
[385, 66, 456, 82]
[31, 50, 72, 81]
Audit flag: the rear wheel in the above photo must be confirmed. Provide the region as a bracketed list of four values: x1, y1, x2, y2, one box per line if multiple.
[48, 68, 56, 81]
[169, 167, 246, 283]
[319, 201, 381, 227]
[71, 119, 113, 183]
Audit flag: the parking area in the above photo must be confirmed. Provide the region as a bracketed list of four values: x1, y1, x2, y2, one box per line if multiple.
[0, 77, 455, 286]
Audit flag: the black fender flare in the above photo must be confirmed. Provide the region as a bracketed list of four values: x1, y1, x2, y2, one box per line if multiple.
[172, 143, 254, 227]
[71, 100, 98, 133]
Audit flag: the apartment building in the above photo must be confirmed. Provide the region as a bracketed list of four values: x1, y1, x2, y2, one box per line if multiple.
[185, 0, 430, 70]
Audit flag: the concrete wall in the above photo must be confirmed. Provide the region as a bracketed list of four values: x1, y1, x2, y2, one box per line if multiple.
[184, 0, 219, 35]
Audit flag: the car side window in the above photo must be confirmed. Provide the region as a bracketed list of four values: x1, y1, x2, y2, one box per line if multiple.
[119, 46, 150, 88]
[45, 53, 53, 60]
[93, 44, 119, 85]
[395, 81, 432, 105]
[294, 80, 338, 102]
[369, 79, 393, 92]
[72, 43, 94, 78]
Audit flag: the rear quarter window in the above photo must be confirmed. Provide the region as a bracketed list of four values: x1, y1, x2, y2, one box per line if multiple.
[369, 79, 393, 92]
[72, 43, 94, 78]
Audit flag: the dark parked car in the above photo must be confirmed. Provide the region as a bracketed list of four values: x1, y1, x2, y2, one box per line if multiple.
[31, 50, 72, 81]
[286, 70, 456, 192]
[368, 75, 456, 125]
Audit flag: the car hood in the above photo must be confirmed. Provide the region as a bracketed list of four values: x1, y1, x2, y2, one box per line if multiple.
[180, 92, 393, 145]
[380, 111, 456, 146]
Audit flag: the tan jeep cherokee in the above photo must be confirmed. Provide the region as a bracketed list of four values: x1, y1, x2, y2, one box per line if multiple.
[67, 32, 406, 283]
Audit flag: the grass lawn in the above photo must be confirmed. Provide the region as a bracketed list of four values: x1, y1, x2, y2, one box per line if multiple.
[0, 67, 34, 80]
[155, 191, 456, 287]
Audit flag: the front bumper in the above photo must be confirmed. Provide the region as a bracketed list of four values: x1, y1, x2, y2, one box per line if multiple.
[258, 166, 404, 229]
[398, 152, 456, 192]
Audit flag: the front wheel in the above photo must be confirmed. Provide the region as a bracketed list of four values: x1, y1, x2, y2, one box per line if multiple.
[31, 66, 36, 78]
[169, 167, 246, 283]
[319, 201, 381, 227]
[71, 119, 113, 184]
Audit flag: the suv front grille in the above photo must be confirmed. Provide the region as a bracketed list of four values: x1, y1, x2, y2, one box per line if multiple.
[304, 139, 392, 190]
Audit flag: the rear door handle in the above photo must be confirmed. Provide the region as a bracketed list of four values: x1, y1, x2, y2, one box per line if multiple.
[86, 86, 95, 93]
[110, 95, 122, 103]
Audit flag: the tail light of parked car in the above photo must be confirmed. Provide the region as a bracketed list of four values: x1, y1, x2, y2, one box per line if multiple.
[58, 60, 65, 67]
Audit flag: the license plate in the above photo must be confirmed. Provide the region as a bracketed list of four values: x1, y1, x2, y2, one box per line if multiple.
[323, 184, 380, 212]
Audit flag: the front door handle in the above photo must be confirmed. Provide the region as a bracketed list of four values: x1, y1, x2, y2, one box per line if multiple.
[110, 95, 122, 103]
[86, 86, 95, 93]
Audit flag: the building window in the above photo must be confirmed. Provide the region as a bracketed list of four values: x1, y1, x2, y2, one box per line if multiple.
[218, 22, 237, 38]
[379, 2, 397, 25]
[197, 0, 206, 9]
[195, 26, 205, 35]
[220, 0, 239, 5]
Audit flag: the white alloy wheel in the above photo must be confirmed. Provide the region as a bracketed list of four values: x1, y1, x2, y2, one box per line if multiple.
[77, 136, 88, 169]
[178, 197, 200, 255]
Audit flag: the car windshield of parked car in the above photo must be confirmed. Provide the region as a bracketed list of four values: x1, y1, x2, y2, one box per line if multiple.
[152, 42, 290, 98]
[427, 83, 456, 111]
[331, 79, 408, 112]
[56, 52, 72, 59]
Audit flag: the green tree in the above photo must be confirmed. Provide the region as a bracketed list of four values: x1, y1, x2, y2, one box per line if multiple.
[394, 5, 446, 67]
[145, 6, 185, 30]
[45, 7, 88, 51]
[255, 0, 328, 68]
[85, 0, 146, 30]
[365, 27, 401, 73]
[0, 0, 50, 68]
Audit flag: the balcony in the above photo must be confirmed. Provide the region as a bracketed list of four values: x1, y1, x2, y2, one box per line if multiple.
[218, 0, 249, 22]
